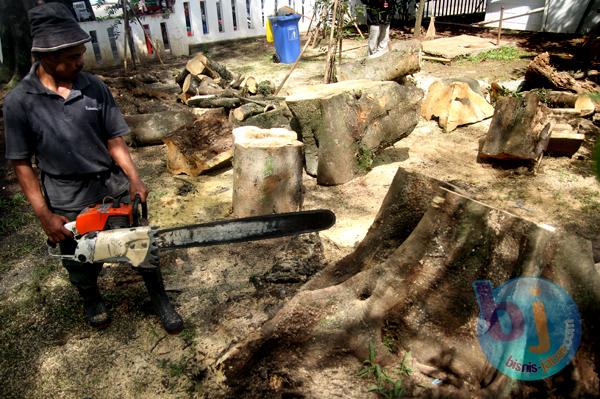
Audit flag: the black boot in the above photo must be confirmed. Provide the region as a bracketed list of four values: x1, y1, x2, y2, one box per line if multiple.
[78, 286, 111, 329]
[139, 267, 184, 334]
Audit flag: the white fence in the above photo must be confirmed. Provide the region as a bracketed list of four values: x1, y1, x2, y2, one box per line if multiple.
[81, 0, 317, 67]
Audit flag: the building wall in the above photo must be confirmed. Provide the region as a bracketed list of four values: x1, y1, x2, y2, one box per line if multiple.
[81, 0, 316, 67]
[483, 0, 546, 31]
[484, 0, 598, 33]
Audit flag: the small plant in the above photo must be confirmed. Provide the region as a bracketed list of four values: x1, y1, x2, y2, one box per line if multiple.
[357, 145, 374, 172]
[531, 88, 551, 104]
[358, 340, 411, 398]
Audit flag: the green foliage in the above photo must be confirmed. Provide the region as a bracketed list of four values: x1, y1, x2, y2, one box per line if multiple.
[358, 341, 412, 399]
[460, 46, 533, 63]
[357, 145, 374, 172]
[531, 88, 551, 104]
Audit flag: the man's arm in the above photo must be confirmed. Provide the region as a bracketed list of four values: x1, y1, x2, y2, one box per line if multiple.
[12, 160, 72, 243]
[107, 136, 149, 202]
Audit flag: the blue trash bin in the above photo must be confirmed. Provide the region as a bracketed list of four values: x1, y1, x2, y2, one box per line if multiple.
[269, 14, 301, 64]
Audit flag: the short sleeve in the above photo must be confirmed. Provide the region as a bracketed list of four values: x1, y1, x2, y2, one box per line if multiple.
[3, 94, 34, 160]
[99, 80, 129, 138]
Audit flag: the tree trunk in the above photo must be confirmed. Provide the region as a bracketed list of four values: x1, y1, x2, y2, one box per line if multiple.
[286, 80, 422, 185]
[479, 92, 552, 162]
[230, 103, 264, 122]
[234, 105, 293, 130]
[123, 110, 197, 146]
[421, 79, 494, 132]
[162, 108, 233, 176]
[187, 95, 242, 109]
[218, 167, 600, 398]
[337, 40, 422, 82]
[524, 52, 598, 94]
[232, 127, 303, 217]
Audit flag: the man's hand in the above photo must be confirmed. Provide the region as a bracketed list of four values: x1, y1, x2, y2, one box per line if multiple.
[39, 210, 73, 243]
[129, 178, 149, 202]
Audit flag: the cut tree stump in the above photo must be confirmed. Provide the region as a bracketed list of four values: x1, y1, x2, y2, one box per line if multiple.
[479, 92, 552, 162]
[421, 79, 494, 132]
[232, 127, 303, 217]
[162, 108, 233, 176]
[524, 52, 598, 94]
[123, 111, 196, 146]
[337, 40, 422, 82]
[286, 79, 422, 185]
[218, 167, 600, 398]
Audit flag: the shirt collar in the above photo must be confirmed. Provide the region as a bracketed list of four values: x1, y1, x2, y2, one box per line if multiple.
[23, 62, 90, 95]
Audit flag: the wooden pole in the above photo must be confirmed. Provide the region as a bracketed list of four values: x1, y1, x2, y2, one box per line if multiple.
[414, 0, 426, 38]
[497, 6, 504, 46]
[121, 0, 128, 70]
[323, 0, 340, 83]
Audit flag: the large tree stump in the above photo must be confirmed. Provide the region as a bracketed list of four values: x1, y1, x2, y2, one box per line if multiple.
[123, 111, 196, 146]
[337, 40, 422, 82]
[479, 93, 552, 162]
[232, 127, 304, 217]
[286, 80, 422, 185]
[218, 167, 600, 398]
[421, 79, 494, 132]
[162, 108, 233, 176]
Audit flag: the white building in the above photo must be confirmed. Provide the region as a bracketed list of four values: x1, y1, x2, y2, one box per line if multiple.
[80, 0, 316, 67]
[483, 0, 600, 33]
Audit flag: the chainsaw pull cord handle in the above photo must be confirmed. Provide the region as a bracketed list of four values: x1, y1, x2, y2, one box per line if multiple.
[132, 194, 148, 227]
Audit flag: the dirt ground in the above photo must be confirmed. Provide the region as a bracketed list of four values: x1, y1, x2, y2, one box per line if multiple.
[1, 26, 599, 398]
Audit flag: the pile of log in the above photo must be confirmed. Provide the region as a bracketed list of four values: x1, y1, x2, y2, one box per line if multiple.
[175, 52, 293, 130]
[176, 52, 276, 109]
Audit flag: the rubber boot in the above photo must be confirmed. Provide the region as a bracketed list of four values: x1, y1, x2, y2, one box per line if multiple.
[78, 285, 111, 329]
[138, 267, 184, 334]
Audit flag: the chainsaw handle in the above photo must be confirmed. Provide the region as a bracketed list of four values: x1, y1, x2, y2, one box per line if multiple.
[132, 194, 148, 227]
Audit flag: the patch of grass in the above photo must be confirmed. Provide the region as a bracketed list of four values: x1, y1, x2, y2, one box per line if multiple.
[159, 358, 188, 378]
[358, 340, 412, 399]
[589, 92, 600, 102]
[459, 46, 532, 63]
[0, 192, 33, 237]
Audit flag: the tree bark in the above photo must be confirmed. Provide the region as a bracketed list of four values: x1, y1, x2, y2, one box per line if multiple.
[218, 167, 600, 398]
[231, 103, 264, 122]
[421, 79, 494, 132]
[162, 108, 233, 176]
[286, 80, 422, 185]
[123, 110, 197, 146]
[186, 95, 242, 109]
[479, 93, 552, 162]
[232, 127, 303, 217]
[337, 40, 422, 82]
[524, 52, 598, 94]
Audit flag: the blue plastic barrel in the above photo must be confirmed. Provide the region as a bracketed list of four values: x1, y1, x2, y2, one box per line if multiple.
[268, 14, 301, 64]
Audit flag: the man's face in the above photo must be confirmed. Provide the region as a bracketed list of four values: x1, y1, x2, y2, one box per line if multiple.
[42, 44, 87, 82]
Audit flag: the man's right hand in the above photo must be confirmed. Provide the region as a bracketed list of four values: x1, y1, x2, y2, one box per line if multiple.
[39, 211, 73, 243]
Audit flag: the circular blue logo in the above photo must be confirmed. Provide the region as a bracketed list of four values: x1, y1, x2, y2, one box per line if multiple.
[473, 277, 581, 381]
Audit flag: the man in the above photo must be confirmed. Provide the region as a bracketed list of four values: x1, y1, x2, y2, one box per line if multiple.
[364, 0, 395, 57]
[3, 2, 183, 334]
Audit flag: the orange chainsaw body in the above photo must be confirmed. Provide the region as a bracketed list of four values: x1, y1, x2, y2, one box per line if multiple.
[75, 203, 134, 235]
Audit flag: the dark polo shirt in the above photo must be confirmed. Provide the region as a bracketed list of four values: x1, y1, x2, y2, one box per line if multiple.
[3, 63, 129, 211]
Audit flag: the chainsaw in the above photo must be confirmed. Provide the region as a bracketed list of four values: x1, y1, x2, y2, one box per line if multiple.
[49, 195, 336, 267]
